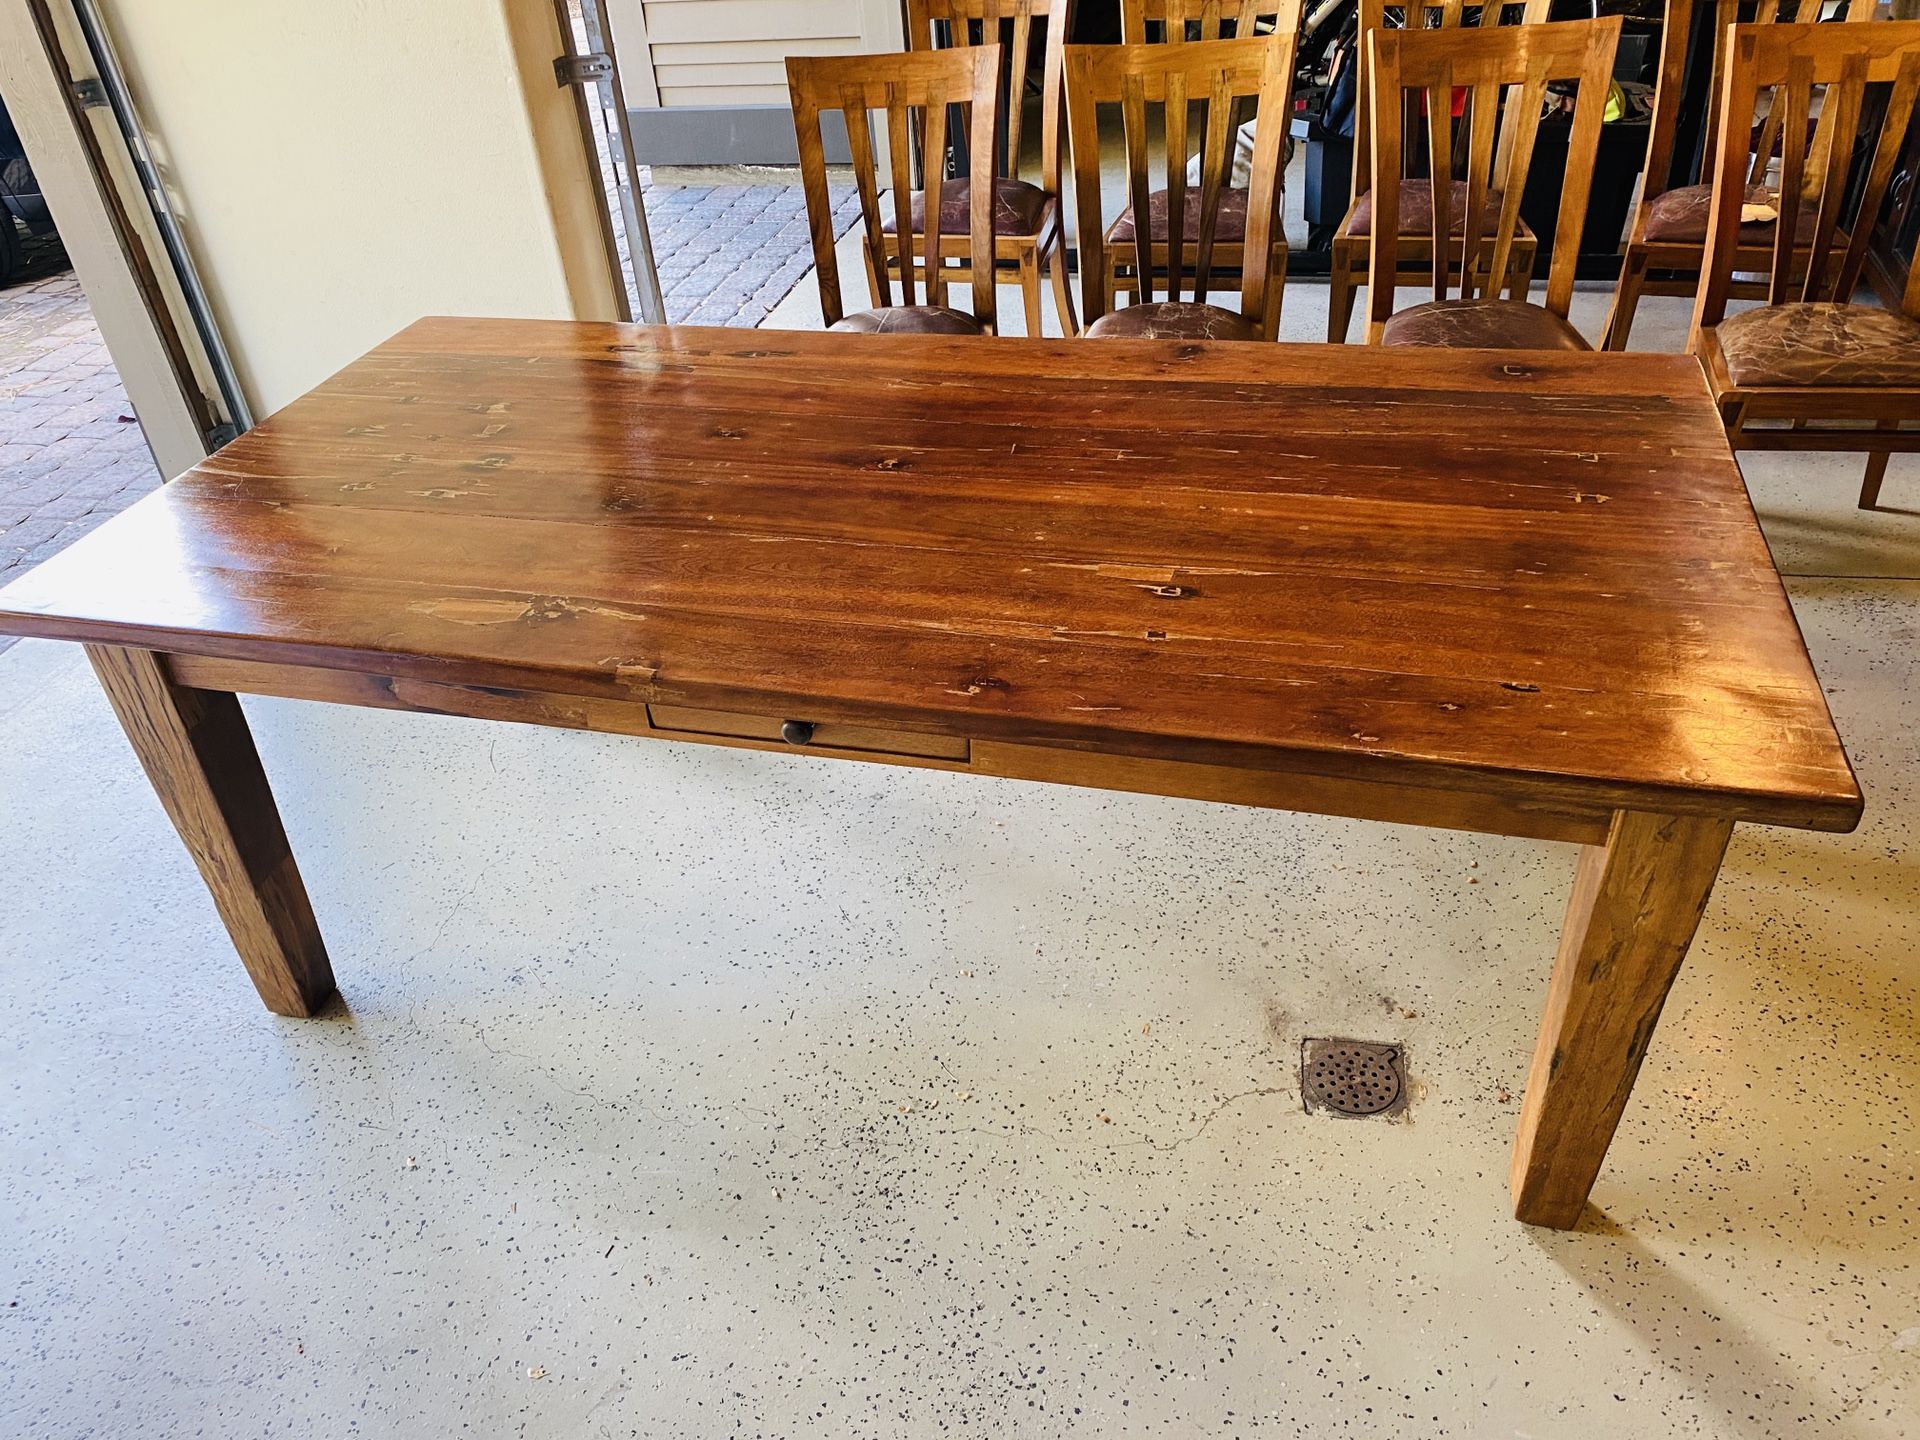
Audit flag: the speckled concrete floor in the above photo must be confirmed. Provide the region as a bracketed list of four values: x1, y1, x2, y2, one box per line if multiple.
[1, 290, 1916, 1438]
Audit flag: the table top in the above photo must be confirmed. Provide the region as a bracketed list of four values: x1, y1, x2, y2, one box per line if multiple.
[0, 317, 1861, 831]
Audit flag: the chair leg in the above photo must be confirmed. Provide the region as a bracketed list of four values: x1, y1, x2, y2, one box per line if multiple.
[1861, 453, 1891, 509]
[1861, 420, 1898, 508]
[1601, 247, 1648, 351]
[1046, 229, 1078, 336]
[1327, 242, 1356, 343]
[1020, 247, 1043, 338]
[1264, 245, 1287, 339]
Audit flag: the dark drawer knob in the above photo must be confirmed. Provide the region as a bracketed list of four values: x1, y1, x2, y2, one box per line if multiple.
[780, 719, 815, 746]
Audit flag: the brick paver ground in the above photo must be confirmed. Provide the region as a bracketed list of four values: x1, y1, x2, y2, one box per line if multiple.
[0, 230, 158, 656]
[644, 174, 856, 326]
[0, 177, 838, 657]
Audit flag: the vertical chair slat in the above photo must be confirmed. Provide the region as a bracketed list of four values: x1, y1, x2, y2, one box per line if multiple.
[966, 46, 1001, 325]
[1365, 30, 1406, 342]
[1802, 52, 1866, 303]
[1458, 78, 1499, 300]
[1425, 83, 1454, 301]
[886, 81, 922, 302]
[1041, 0, 1065, 198]
[951, 4, 974, 188]
[843, 92, 893, 309]
[1693, 29, 1759, 336]
[923, 78, 951, 309]
[1166, 67, 1190, 302]
[1065, 46, 1108, 323]
[787, 84, 848, 325]
[1122, 73, 1155, 303]
[905, 0, 932, 185]
[1768, 63, 1812, 307]
[1486, 67, 1546, 309]
[1238, 40, 1289, 333]
[1008, 7, 1033, 181]
[1194, 67, 1235, 303]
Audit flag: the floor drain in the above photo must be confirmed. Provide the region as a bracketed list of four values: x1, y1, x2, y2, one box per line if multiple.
[1301, 1038, 1406, 1118]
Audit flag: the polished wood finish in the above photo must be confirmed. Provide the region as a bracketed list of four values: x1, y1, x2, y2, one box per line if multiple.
[1511, 810, 1732, 1227]
[85, 644, 334, 1018]
[0, 317, 1858, 829]
[0, 318, 1862, 1226]
[1363, 15, 1622, 344]
[1120, 0, 1300, 44]
[1064, 32, 1295, 333]
[1602, 0, 1878, 352]
[905, 0, 1079, 334]
[787, 46, 1002, 328]
[1689, 20, 1920, 504]
[1326, 0, 1551, 344]
[160, 652, 1613, 846]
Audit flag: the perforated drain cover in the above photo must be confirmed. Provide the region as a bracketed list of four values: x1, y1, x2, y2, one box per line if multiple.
[1301, 1039, 1406, 1118]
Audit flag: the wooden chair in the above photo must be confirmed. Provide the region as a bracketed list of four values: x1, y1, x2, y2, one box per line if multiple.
[1363, 14, 1622, 347]
[1689, 18, 1920, 508]
[787, 48, 1002, 334]
[1327, 0, 1551, 344]
[1603, 0, 1880, 351]
[1107, 0, 1303, 325]
[1064, 33, 1295, 338]
[903, 0, 1077, 336]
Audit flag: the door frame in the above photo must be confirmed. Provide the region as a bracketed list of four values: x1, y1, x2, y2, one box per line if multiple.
[0, 0, 211, 479]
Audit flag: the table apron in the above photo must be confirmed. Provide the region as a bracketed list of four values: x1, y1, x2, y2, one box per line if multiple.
[162, 652, 1612, 849]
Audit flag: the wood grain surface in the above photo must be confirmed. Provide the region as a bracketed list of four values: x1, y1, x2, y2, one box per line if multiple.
[85, 644, 334, 1017]
[0, 317, 1861, 832]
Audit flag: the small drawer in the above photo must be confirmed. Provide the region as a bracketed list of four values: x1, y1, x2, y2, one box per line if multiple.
[647, 704, 969, 761]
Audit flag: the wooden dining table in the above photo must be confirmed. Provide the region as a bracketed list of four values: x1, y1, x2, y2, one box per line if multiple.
[0, 317, 1861, 1229]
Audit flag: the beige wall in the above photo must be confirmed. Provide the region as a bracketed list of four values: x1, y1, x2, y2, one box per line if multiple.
[97, 0, 621, 416]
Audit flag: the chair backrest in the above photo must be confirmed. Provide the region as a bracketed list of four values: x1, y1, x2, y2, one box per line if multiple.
[1635, 0, 1873, 208]
[787, 47, 1003, 328]
[1352, 0, 1553, 202]
[906, 0, 1069, 198]
[1693, 18, 1920, 330]
[1064, 33, 1297, 331]
[1120, 0, 1304, 44]
[1641, 0, 1879, 206]
[1363, 14, 1623, 340]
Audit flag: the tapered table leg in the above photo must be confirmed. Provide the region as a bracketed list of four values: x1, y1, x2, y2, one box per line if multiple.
[87, 645, 335, 1017]
[1510, 809, 1733, 1229]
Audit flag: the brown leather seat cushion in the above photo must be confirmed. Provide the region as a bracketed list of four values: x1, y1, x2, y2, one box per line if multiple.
[1348, 181, 1513, 239]
[828, 306, 988, 336]
[1109, 187, 1251, 244]
[1084, 302, 1259, 341]
[1641, 182, 1823, 245]
[1380, 299, 1590, 351]
[880, 177, 1052, 237]
[1715, 302, 1920, 388]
